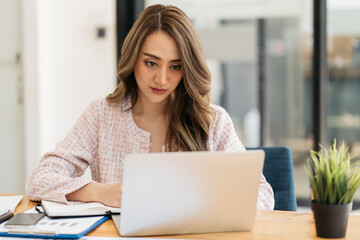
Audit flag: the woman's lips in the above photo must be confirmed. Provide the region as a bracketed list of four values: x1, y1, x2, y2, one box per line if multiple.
[151, 87, 167, 95]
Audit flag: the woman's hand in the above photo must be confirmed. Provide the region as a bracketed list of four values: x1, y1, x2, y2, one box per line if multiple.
[66, 182, 122, 207]
[97, 183, 122, 207]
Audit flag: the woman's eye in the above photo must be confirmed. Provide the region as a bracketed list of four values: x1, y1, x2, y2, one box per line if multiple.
[145, 61, 157, 67]
[171, 64, 182, 70]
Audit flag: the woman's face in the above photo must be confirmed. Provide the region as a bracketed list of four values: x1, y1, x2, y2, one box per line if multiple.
[134, 31, 183, 106]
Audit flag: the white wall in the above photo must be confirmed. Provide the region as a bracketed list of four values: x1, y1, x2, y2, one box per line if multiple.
[23, 0, 117, 180]
[23, 0, 41, 181]
[0, 0, 24, 193]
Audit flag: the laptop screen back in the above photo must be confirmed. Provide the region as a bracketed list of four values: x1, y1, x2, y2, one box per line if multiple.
[119, 150, 264, 236]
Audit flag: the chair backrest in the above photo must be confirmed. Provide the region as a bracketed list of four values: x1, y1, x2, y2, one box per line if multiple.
[247, 146, 297, 211]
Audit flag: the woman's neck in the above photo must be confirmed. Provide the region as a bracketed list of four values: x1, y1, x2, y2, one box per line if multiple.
[132, 95, 168, 120]
[132, 95, 170, 152]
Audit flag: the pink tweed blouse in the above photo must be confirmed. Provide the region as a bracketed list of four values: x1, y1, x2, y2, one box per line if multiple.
[26, 96, 274, 210]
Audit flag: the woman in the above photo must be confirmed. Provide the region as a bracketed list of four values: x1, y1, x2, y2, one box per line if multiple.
[26, 4, 274, 210]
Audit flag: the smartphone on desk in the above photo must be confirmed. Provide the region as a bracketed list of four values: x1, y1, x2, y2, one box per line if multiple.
[4, 213, 44, 229]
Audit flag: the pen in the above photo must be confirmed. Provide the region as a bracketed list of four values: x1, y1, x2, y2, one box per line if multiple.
[8, 228, 57, 235]
[0, 210, 14, 224]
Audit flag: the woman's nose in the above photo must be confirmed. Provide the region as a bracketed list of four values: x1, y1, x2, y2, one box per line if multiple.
[155, 67, 167, 86]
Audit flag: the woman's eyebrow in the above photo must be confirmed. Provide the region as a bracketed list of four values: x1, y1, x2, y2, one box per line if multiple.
[142, 52, 181, 62]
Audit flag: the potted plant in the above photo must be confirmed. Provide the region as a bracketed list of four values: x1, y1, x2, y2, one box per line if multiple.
[304, 140, 360, 238]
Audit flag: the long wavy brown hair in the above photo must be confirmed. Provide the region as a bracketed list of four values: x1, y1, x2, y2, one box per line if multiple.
[106, 4, 214, 151]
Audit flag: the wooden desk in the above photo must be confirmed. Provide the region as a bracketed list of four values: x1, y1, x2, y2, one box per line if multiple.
[5, 194, 360, 239]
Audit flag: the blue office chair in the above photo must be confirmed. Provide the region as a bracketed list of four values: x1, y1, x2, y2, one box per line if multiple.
[247, 146, 297, 211]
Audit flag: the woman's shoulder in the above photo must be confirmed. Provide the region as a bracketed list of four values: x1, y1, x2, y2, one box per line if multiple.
[208, 102, 235, 132]
[207, 102, 244, 151]
[209, 103, 230, 121]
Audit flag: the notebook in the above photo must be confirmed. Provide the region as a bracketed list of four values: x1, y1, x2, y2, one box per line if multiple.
[116, 150, 265, 237]
[41, 200, 121, 218]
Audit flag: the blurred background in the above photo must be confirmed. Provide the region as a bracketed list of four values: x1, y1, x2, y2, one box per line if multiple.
[1, 0, 359, 210]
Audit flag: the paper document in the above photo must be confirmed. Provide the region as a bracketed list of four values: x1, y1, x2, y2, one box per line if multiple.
[0, 208, 8, 216]
[0, 196, 23, 212]
[0, 206, 104, 235]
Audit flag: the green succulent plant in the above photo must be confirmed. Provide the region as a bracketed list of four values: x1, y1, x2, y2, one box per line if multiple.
[305, 140, 360, 204]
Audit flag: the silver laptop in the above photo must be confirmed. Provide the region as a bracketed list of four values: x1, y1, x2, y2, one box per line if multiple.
[113, 150, 264, 237]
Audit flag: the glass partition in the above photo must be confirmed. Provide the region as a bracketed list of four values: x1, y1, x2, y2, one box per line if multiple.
[327, 1, 360, 201]
[145, 0, 313, 206]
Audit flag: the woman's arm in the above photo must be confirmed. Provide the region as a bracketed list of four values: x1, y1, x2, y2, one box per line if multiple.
[256, 176, 275, 210]
[66, 182, 122, 207]
[26, 100, 121, 205]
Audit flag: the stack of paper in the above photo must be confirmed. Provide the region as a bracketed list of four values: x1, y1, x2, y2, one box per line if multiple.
[0, 196, 23, 212]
